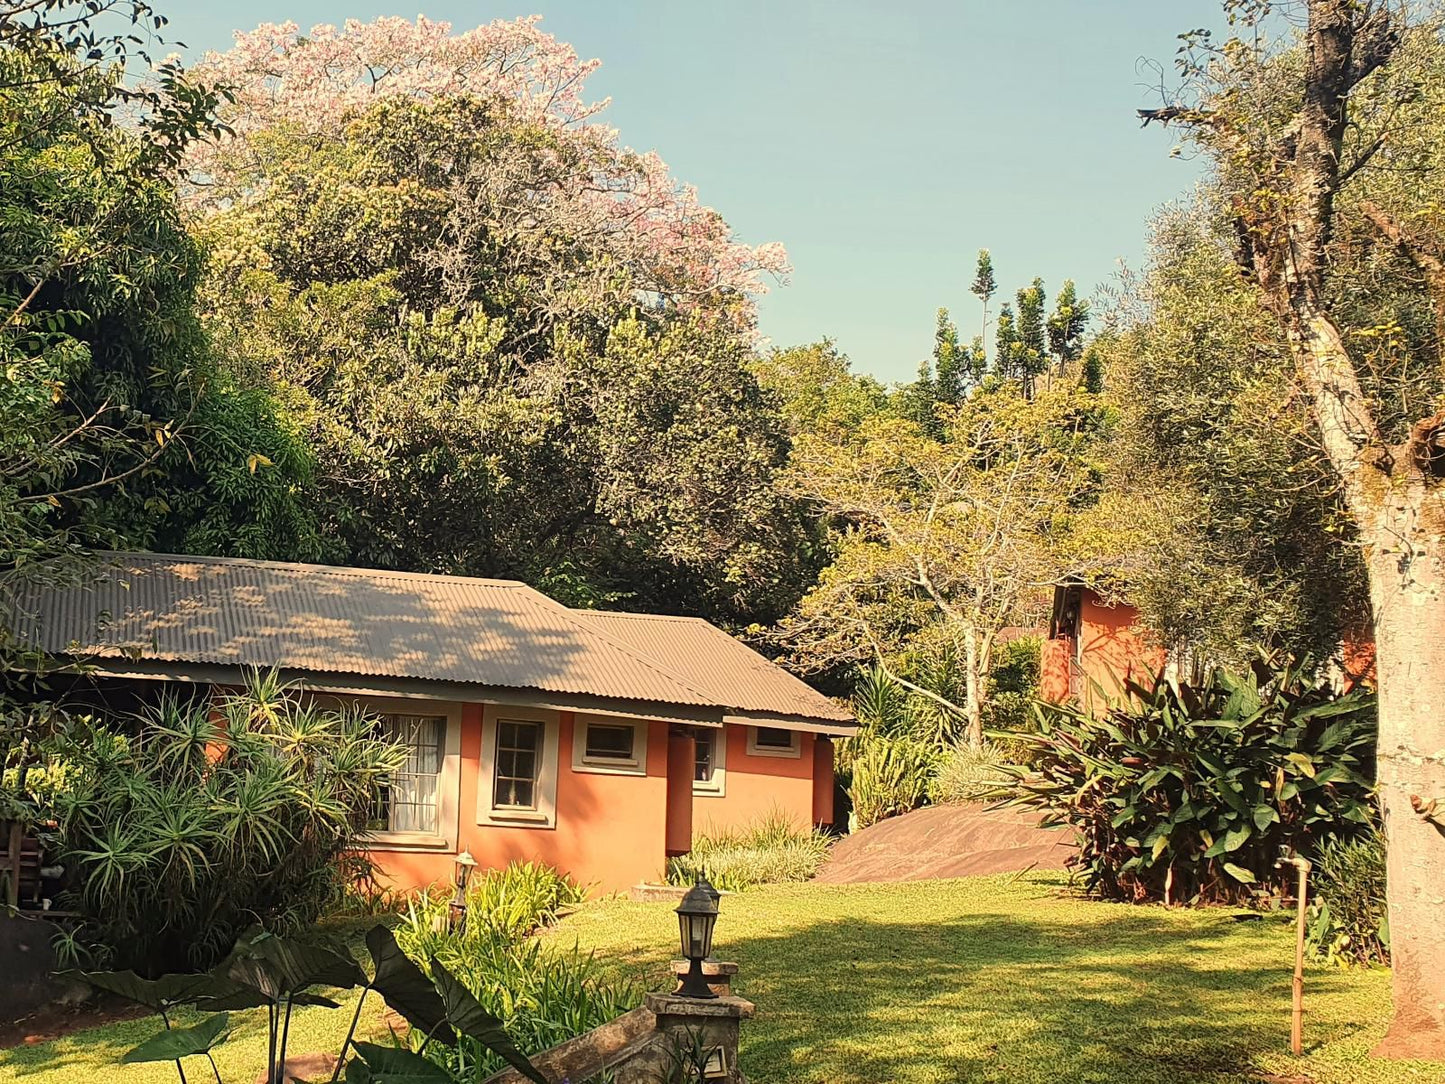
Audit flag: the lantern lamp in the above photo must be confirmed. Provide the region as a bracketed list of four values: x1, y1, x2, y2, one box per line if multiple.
[675, 878, 721, 999]
[449, 850, 478, 932]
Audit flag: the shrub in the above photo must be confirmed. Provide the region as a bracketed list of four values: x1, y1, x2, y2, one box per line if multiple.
[399, 860, 587, 946]
[929, 741, 1008, 805]
[666, 811, 831, 891]
[848, 735, 936, 829]
[50, 671, 407, 972]
[1003, 651, 1376, 903]
[1308, 829, 1388, 966]
[394, 882, 636, 1079]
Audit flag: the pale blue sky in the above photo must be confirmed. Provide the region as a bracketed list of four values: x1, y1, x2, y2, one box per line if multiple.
[161, 1, 1220, 382]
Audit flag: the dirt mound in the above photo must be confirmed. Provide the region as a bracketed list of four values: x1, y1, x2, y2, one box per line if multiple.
[814, 802, 1075, 884]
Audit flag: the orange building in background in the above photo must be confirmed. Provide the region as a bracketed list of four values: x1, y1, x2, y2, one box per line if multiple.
[1040, 583, 1167, 707]
[15, 553, 855, 894]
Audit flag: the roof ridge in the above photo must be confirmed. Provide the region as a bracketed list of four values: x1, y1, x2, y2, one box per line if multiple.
[101, 551, 534, 590]
[572, 609, 711, 625]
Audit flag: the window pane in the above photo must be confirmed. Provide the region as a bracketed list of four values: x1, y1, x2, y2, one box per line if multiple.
[755, 727, 794, 749]
[694, 731, 715, 782]
[494, 720, 542, 810]
[374, 714, 444, 834]
[585, 723, 635, 760]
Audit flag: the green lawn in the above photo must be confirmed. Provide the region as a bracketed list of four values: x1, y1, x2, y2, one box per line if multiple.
[2, 874, 1440, 1084]
[555, 874, 1436, 1084]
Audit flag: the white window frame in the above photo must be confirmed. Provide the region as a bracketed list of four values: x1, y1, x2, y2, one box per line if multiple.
[342, 696, 461, 852]
[747, 725, 802, 759]
[571, 715, 649, 776]
[693, 726, 727, 797]
[479, 705, 559, 828]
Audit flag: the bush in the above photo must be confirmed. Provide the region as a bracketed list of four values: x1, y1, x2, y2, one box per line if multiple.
[848, 735, 937, 829]
[1003, 651, 1376, 903]
[400, 860, 587, 945]
[1308, 829, 1388, 966]
[394, 867, 636, 1079]
[50, 671, 407, 972]
[666, 811, 831, 891]
[929, 741, 1008, 805]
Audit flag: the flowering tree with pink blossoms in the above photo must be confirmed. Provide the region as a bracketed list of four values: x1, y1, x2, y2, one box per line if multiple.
[188, 16, 813, 622]
[187, 15, 788, 306]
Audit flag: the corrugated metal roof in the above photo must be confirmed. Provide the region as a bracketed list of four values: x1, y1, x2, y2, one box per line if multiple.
[8, 552, 717, 708]
[569, 610, 855, 724]
[6, 553, 854, 728]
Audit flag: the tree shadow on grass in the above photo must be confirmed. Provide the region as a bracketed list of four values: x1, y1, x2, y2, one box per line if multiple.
[708, 909, 1365, 1084]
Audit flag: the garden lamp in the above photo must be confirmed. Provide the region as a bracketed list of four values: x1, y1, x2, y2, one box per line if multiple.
[449, 849, 477, 932]
[675, 878, 721, 999]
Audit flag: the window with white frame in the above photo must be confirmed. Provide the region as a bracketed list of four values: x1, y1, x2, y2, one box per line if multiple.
[479, 709, 559, 827]
[493, 719, 542, 810]
[373, 714, 446, 834]
[747, 725, 801, 758]
[693, 727, 726, 795]
[572, 717, 647, 774]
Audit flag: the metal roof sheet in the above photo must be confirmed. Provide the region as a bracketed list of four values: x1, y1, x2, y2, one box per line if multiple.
[8, 553, 718, 708]
[568, 610, 854, 724]
[6, 553, 853, 728]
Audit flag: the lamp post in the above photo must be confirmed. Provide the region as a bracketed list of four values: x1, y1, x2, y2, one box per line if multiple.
[675, 878, 721, 999]
[450, 849, 477, 933]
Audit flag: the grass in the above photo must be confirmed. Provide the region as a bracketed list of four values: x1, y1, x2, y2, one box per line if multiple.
[553, 873, 1439, 1084]
[3, 874, 1441, 1084]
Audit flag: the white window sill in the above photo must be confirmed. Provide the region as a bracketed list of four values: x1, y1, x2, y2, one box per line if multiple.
[482, 808, 555, 828]
[573, 757, 646, 777]
[365, 831, 450, 851]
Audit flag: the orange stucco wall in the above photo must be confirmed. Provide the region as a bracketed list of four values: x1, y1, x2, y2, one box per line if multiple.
[1041, 590, 1166, 708]
[370, 705, 672, 895]
[365, 710, 833, 896]
[693, 725, 819, 835]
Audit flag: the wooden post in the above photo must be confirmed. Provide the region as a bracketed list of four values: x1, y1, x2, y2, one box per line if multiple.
[4, 822, 20, 910]
[1278, 854, 1312, 1057]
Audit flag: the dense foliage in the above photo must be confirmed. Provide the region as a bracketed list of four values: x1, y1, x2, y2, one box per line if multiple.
[179, 18, 806, 622]
[396, 861, 635, 1079]
[52, 674, 405, 972]
[1308, 830, 1389, 967]
[666, 812, 832, 891]
[1004, 653, 1377, 904]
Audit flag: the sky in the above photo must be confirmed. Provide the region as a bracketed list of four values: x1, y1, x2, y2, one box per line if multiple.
[159, 0, 1223, 384]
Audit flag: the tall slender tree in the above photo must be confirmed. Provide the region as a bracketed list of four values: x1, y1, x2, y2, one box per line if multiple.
[971, 249, 997, 362]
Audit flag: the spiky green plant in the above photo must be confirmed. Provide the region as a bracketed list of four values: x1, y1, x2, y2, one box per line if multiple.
[51, 670, 408, 973]
[666, 811, 831, 891]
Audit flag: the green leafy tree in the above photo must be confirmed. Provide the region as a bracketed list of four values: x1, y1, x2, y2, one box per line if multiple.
[1047, 279, 1090, 371]
[970, 248, 997, 355]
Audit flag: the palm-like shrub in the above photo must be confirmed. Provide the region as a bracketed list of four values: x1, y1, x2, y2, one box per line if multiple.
[1003, 652, 1376, 903]
[52, 671, 407, 972]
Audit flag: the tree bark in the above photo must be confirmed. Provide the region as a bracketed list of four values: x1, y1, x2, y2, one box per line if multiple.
[1367, 498, 1445, 1057]
[962, 623, 983, 749]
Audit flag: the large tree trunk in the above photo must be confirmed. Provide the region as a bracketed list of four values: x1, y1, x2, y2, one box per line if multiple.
[962, 624, 983, 749]
[1367, 500, 1445, 1057]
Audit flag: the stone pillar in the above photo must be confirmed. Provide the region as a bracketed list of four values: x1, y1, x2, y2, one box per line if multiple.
[643, 990, 754, 1083]
[665, 728, 696, 857]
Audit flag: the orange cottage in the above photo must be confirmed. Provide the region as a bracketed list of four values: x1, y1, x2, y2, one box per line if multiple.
[20, 553, 856, 894]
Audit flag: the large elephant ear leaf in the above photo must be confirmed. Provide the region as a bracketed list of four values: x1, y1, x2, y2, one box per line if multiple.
[230, 936, 366, 999]
[120, 1014, 230, 1063]
[73, 970, 220, 1011]
[431, 962, 547, 1084]
[346, 1043, 453, 1084]
[364, 926, 446, 1037]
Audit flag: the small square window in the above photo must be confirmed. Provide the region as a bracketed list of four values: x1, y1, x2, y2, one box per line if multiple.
[585, 723, 635, 761]
[747, 726, 801, 758]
